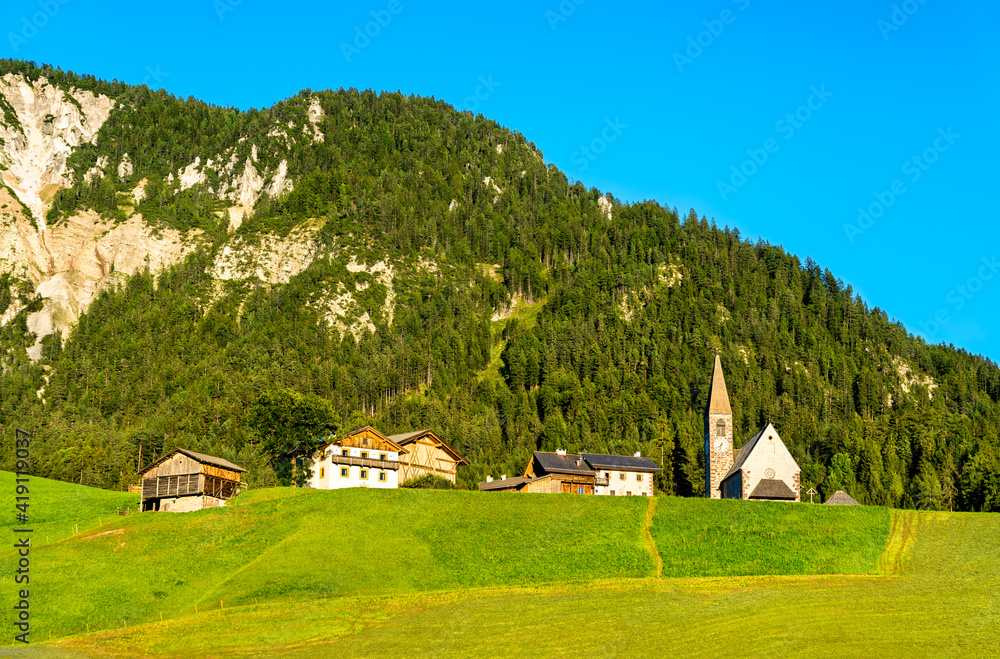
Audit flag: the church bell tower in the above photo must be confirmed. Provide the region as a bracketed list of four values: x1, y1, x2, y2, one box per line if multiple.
[705, 355, 734, 498]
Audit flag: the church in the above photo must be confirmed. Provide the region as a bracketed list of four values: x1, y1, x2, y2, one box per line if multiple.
[704, 356, 802, 502]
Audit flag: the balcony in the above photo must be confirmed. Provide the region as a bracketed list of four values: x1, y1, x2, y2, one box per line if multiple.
[594, 477, 610, 487]
[328, 454, 401, 471]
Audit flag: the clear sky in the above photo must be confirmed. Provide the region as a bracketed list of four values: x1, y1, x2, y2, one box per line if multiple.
[4, 0, 999, 360]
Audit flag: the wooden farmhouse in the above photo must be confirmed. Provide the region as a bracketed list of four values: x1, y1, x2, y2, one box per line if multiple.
[479, 450, 661, 495]
[704, 356, 802, 502]
[140, 449, 246, 513]
[387, 429, 469, 484]
[305, 426, 406, 490]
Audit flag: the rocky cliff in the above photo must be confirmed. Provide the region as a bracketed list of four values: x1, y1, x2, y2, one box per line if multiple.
[0, 72, 398, 356]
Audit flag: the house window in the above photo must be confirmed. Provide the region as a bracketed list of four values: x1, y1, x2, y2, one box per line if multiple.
[610, 491, 616, 496]
[360, 469, 368, 480]
[361, 451, 369, 459]
[379, 472, 386, 482]
[340, 467, 349, 478]
[604, 472, 609, 478]
[619, 473, 626, 480]
[636, 474, 643, 482]
[627, 491, 632, 496]
[319, 468, 325, 479]
[578, 486, 584, 494]
[363, 438, 368, 446]
[379, 453, 387, 461]
[342, 449, 349, 457]
[642, 492, 648, 496]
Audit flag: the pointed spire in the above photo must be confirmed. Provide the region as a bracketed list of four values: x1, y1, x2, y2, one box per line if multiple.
[706, 354, 732, 416]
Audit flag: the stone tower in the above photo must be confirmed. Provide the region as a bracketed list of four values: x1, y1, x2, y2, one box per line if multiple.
[705, 355, 734, 498]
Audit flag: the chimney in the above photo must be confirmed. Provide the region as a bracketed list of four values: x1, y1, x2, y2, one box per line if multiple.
[556, 449, 567, 456]
[501, 474, 506, 480]
[486, 475, 493, 483]
[634, 451, 642, 458]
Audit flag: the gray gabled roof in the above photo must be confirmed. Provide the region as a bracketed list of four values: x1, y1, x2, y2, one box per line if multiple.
[749, 478, 797, 500]
[386, 429, 430, 445]
[140, 448, 247, 475]
[386, 429, 469, 465]
[825, 490, 861, 506]
[721, 427, 768, 482]
[532, 452, 595, 476]
[581, 453, 663, 473]
[478, 476, 534, 491]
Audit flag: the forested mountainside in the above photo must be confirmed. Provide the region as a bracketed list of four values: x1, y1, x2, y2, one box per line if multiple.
[1, 60, 998, 510]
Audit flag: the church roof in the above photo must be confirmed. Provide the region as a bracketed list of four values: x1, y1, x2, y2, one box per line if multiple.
[825, 490, 862, 506]
[749, 478, 797, 500]
[706, 355, 733, 416]
[721, 426, 769, 482]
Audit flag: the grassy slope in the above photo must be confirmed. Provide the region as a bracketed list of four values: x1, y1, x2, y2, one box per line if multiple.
[0, 471, 138, 544]
[33, 509, 1000, 658]
[651, 496, 892, 577]
[0, 474, 896, 653]
[0, 480, 654, 640]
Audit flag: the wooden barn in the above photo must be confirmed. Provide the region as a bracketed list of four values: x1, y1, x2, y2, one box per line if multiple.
[387, 429, 469, 484]
[140, 449, 246, 513]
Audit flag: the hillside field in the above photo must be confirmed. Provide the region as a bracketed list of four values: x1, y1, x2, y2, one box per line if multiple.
[3, 474, 995, 657]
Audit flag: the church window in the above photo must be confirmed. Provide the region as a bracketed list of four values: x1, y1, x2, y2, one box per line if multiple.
[716, 419, 726, 438]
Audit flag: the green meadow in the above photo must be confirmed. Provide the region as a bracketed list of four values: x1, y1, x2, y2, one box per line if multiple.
[3, 473, 996, 657]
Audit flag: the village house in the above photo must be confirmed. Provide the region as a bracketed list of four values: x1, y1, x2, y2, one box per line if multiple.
[387, 429, 469, 484]
[140, 448, 246, 513]
[479, 450, 661, 495]
[303, 426, 468, 489]
[305, 426, 405, 490]
[704, 355, 802, 502]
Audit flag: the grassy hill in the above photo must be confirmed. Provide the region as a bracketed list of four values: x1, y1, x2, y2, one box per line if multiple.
[12, 509, 997, 658]
[1, 473, 892, 647]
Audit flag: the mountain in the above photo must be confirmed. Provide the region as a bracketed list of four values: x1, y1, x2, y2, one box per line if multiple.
[1, 59, 998, 510]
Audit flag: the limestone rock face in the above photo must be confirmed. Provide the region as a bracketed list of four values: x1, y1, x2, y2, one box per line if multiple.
[0, 73, 383, 360]
[0, 73, 115, 229]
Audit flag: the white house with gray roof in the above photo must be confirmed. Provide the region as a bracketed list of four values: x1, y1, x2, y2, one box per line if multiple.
[479, 450, 661, 495]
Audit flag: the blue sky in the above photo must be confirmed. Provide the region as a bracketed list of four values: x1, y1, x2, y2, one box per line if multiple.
[4, 0, 999, 360]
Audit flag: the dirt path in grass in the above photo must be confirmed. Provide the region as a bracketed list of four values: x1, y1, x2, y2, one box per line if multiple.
[879, 510, 918, 575]
[643, 498, 662, 578]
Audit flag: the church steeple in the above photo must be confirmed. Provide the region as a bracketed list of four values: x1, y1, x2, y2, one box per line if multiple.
[705, 355, 734, 499]
[706, 354, 733, 416]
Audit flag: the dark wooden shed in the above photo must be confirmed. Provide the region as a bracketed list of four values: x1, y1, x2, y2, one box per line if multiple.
[140, 448, 246, 513]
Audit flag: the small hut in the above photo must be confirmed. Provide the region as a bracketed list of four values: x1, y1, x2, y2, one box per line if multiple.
[140, 449, 246, 512]
[824, 490, 861, 506]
